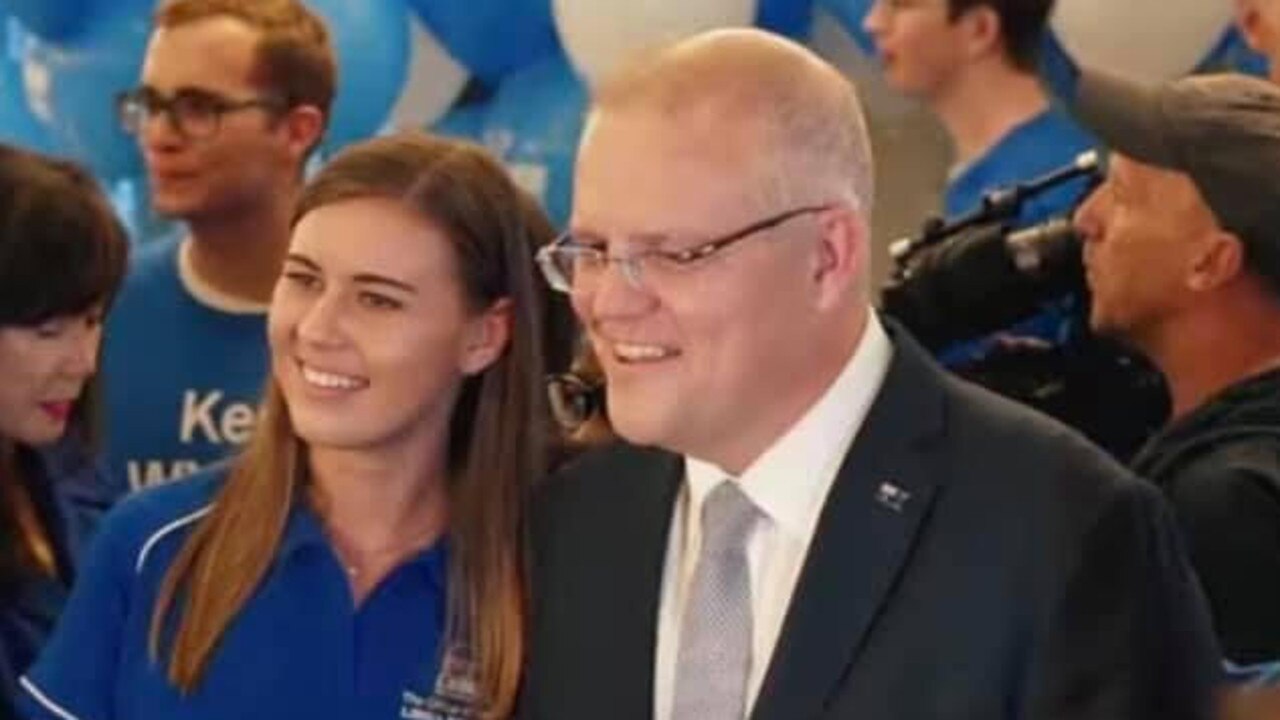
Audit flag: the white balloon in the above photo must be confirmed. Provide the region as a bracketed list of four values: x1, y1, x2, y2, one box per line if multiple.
[554, 0, 757, 86]
[387, 17, 468, 131]
[1051, 0, 1234, 82]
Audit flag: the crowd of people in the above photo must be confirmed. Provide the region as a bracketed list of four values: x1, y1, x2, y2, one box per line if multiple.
[3, 0, 1280, 718]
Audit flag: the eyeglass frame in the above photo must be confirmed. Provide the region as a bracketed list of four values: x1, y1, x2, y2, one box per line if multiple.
[115, 86, 286, 141]
[536, 203, 833, 294]
[870, 0, 938, 13]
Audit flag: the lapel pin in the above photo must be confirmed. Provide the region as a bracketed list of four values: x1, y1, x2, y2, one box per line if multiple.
[875, 481, 912, 513]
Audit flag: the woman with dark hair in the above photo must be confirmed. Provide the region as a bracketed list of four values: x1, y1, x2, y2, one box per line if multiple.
[20, 133, 551, 720]
[0, 144, 129, 715]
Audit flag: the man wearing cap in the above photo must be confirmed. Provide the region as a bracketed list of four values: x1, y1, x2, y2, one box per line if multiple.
[1071, 68, 1280, 668]
[860, 0, 1171, 465]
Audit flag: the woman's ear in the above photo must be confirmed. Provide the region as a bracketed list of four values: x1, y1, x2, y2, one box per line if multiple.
[459, 298, 513, 375]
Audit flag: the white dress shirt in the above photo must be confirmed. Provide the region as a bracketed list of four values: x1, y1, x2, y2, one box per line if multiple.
[653, 314, 893, 720]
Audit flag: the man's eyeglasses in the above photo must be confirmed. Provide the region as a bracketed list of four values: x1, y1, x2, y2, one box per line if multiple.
[536, 204, 831, 294]
[116, 87, 283, 140]
[871, 0, 932, 12]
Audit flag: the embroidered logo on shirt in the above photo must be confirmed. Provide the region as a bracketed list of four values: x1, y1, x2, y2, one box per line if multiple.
[400, 645, 481, 720]
[400, 688, 476, 720]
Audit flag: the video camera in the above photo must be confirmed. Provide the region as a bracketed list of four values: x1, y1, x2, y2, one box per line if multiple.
[881, 151, 1100, 352]
[879, 151, 1169, 461]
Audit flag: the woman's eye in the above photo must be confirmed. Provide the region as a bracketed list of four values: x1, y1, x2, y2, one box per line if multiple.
[282, 271, 320, 290]
[358, 292, 403, 311]
[34, 319, 69, 338]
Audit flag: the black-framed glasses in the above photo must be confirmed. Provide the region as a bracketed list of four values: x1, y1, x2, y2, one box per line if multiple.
[116, 86, 283, 140]
[536, 204, 831, 294]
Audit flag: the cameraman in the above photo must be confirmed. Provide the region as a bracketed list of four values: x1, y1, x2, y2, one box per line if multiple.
[861, 0, 1175, 462]
[1071, 68, 1280, 669]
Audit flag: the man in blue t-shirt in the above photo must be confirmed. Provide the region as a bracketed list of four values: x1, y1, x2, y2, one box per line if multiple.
[101, 0, 334, 494]
[864, 0, 1094, 227]
[864, 0, 1094, 352]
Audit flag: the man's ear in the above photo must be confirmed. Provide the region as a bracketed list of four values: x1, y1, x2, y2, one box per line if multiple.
[460, 298, 513, 376]
[279, 104, 326, 162]
[955, 4, 1004, 62]
[1238, 2, 1268, 53]
[811, 204, 867, 310]
[1187, 231, 1247, 293]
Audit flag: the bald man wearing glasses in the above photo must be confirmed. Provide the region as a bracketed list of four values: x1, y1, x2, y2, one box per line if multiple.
[522, 28, 1221, 720]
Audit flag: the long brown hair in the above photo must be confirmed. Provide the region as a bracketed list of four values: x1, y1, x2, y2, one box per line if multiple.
[149, 132, 552, 717]
[0, 143, 128, 587]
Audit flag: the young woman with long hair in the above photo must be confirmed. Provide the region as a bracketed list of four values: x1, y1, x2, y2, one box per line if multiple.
[20, 133, 551, 720]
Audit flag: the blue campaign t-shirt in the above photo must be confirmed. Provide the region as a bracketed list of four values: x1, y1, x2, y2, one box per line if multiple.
[18, 467, 454, 720]
[938, 108, 1096, 367]
[944, 108, 1095, 226]
[101, 237, 270, 494]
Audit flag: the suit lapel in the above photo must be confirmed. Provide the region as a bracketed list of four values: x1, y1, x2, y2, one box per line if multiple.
[751, 329, 949, 720]
[577, 446, 682, 717]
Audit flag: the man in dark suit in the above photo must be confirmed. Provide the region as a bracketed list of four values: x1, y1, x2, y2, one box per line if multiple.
[525, 28, 1221, 720]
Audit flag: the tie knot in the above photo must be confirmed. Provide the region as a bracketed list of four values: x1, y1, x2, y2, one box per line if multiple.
[700, 480, 759, 553]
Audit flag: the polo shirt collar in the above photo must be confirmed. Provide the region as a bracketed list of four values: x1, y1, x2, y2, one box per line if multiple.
[279, 499, 449, 592]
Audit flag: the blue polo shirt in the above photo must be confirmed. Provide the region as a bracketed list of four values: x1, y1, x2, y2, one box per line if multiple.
[18, 466, 453, 720]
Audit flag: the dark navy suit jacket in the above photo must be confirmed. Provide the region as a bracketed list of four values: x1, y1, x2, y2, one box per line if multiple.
[524, 324, 1221, 720]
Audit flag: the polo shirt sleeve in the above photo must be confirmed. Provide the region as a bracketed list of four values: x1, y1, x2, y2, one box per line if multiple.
[17, 496, 141, 720]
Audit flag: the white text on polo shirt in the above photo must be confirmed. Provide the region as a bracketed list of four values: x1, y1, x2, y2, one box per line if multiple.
[128, 459, 201, 489]
[181, 389, 257, 445]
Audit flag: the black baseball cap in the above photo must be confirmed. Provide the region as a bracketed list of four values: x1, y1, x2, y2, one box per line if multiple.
[1069, 69, 1280, 284]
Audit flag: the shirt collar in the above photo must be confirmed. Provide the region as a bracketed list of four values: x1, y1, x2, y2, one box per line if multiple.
[278, 498, 449, 592]
[685, 313, 893, 540]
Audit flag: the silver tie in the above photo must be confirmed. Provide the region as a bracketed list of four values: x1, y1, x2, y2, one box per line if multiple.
[671, 480, 760, 720]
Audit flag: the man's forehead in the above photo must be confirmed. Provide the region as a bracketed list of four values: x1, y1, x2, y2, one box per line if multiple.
[142, 16, 263, 90]
[579, 109, 771, 190]
[1110, 154, 1214, 218]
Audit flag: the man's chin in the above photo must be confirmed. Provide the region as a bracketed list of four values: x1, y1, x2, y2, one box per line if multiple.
[151, 194, 193, 216]
[608, 403, 671, 449]
[1088, 313, 1134, 345]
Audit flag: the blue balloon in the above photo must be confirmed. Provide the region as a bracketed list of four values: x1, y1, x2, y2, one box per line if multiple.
[757, 0, 816, 39]
[818, 0, 876, 55]
[409, 0, 558, 83]
[0, 0, 86, 41]
[305, 0, 410, 153]
[1198, 26, 1270, 77]
[482, 54, 587, 227]
[22, 3, 148, 179]
[1, 17, 52, 151]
